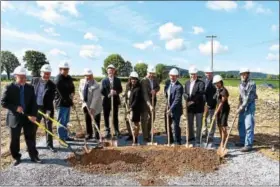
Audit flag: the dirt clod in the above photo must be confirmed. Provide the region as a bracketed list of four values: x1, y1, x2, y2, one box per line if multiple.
[67, 146, 224, 185]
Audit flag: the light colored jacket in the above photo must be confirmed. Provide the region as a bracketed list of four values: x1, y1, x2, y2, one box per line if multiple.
[79, 78, 102, 116]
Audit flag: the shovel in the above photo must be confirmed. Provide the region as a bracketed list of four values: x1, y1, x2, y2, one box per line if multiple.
[147, 94, 158, 146]
[165, 104, 171, 147]
[200, 108, 207, 146]
[217, 113, 238, 157]
[38, 110, 75, 137]
[184, 102, 193, 148]
[110, 92, 118, 147]
[204, 115, 216, 148]
[125, 104, 139, 146]
[29, 117, 83, 161]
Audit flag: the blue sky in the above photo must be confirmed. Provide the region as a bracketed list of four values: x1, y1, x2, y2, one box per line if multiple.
[1, 1, 279, 76]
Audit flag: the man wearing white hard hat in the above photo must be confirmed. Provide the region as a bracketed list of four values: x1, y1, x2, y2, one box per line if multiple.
[31, 64, 57, 152]
[1, 66, 40, 166]
[54, 62, 75, 142]
[202, 67, 217, 141]
[183, 66, 205, 145]
[140, 66, 160, 142]
[79, 68, 102, 140]
[101, 64, 123, 138]
[164, 68, 183, 145]
[236, 68, 257, 152]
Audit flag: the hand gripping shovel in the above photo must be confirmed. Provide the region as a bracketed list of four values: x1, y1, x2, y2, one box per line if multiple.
[147, 94, 158, 146]
[83, 103, 105, 149]
[184, 102, 193, 148]
[125, 104, 139, 146]
[38, 110, 75, 137]
[29, 117, 83, 161]
[217, 113, 238, 157]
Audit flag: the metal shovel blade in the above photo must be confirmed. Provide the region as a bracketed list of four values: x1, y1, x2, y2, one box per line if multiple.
[147, 142, 158, 146]
[218, 147, 228, 158]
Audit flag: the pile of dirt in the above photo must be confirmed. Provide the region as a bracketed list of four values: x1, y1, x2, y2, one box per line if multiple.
[67, 146, 224, 185]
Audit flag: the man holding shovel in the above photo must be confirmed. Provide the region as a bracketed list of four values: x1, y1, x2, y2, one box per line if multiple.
[54, 62, 75, 142]
[236, 68, 257, 152]
[101, 64, 123, 139]
[164, 68, 183, 145]
[78, 68, 102, 141]
[31, 64, 57, 152]
[140, 66, 160, 143]
[1, 66, 40, 166]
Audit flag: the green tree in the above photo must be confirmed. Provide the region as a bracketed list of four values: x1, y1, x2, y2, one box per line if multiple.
[0, 51, 20, 80]
[119, 61, 133, 77]
[23, 50, 49, 77]
[155, 63, 166, 82]
[134, 62, 148, 78]
[102, 54, 126, 76]
[220, 73, 226, 79]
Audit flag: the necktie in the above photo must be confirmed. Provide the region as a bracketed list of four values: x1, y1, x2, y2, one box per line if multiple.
[83, 82, 89, 102]
[19, 85, 25, 111]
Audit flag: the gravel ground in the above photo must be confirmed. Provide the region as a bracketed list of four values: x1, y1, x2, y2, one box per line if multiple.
[1, 136, 279, 186]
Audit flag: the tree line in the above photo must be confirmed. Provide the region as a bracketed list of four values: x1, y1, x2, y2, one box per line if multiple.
[1, 50, 279, 81]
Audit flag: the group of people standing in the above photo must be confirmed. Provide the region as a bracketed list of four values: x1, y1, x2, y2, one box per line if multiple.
[1, 62, 257, 167]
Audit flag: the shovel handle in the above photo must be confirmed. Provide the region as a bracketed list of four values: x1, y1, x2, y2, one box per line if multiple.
[38, 110, 67, 130]
[125, 104, 136, 144]
[151, 94, 155, 143]
[222, 113, 238, 151]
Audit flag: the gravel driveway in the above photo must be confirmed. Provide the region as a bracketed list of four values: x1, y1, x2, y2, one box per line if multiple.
[1, 137, 279, 186]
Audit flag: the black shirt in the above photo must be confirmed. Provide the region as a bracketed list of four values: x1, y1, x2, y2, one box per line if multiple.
[216, 87, 230, 112]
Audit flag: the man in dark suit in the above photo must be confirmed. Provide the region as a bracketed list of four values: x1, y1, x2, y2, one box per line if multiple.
[31, 64, 56, 152]
[1, 66, 40, 166]
[184, 67, 205, 145]
[164, 68, 183, 145]
[101, 64, 123, 138]
[140, 66, 160, 142]
[202, 67, 217, 141]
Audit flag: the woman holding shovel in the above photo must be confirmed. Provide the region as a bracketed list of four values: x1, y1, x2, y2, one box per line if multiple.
[212, 75, 230, 151]
[125, 72, 142, 144]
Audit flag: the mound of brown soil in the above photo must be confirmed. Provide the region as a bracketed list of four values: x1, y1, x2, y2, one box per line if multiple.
[67, 146, 224, 185]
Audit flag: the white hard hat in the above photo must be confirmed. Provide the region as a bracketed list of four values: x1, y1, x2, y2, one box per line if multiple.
[239, 68, 250, 74]
[13, 66, 27, 75]
[213, 75, 223, 84]
[204, 67, 213, 73]
[40, 64, 52, 72]
[169, 68, 179, 76]
[129, 71, 139, 78]
[59, 61, 70, 69]
[147, 66, 156, 73]
[107, 64, 115, 69]
[83, 68, 93, 75]
[189, 67, 198, 74]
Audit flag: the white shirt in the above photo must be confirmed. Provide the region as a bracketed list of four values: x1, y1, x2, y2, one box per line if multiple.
[189, 79, 196, 95]
[167, 81, 176, 106]
[149, 78, 153, 90]
[109, 77, 114, 87]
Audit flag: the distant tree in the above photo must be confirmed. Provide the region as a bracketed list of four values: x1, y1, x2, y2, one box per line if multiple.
[266, 74, 273, 80]
[119, 61, 133, 77]
[220, 73, 226, 79]
[134, 63, 148, 78]
[0, 51, 20, 79]
[155, 63, 166, 82]
[23, 50, 49, 77]
[102, 54, 126, 76]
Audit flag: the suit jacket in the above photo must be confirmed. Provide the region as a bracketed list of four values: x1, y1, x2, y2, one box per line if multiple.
[31, 77, 56, 111]
[129, 84, 142, 112]
[1, 82, 38, 128]
[140, 77, 160, 107]
[164, 80, 183, 116]
[101, 76, 123, 106]
[184, 79, 205, 113]
[204, 78, 217, 109]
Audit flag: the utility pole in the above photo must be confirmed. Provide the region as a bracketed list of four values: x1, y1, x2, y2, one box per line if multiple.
[206, 35, 217, 71]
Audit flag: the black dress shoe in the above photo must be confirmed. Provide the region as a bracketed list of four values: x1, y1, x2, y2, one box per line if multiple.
[13, 159, 21, 166]
[65, 137, 75, 141]
[47, 146, 57, 153]
[85, 135, 93, 140]
[235, 142, 245, 147]
[105, 134, 112, 139]
[114, 132, 122, 138]
[31, 157, 42, 163]
[188, 138, 195, 142]
[126, 136, 133, 141]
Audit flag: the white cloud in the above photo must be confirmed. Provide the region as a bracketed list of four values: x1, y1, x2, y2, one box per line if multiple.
[266, 53, 279, 61]
[255, 5, 272, 14]
[206, 1, 238, 11]
[79, 45, 103, 59]
[271, 24, 279, 32]
[84, 32, 98, 41]
[133, 40, 154, 50]
[159, 22, 183, 40]
[44, 27, 60, 36]
[1, 27, 78, 48]
[1, 1, 14, 12]
[198, 40, 228, 55]
[270, 44, 279, 51]
[165, 38, 186, 51]
[244, 1, 255, 10]
[192, 26, 205, 35]
[49, 48, 67, 56]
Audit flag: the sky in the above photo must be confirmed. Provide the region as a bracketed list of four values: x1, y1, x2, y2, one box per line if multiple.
[1, 1, 279, 76]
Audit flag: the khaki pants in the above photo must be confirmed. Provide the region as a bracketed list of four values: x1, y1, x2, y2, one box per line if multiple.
[141, 105, 155, 140]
